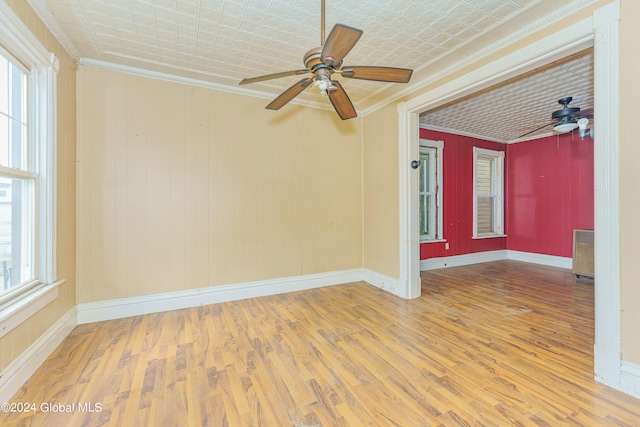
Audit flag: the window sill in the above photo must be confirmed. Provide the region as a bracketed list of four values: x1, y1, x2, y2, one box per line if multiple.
[472, 234, 507, 240]
[420, 239, 447, 244]
[0, 280, 65, 339]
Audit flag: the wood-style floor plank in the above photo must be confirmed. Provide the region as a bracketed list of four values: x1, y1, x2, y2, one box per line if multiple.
[2, 260, 639, 426]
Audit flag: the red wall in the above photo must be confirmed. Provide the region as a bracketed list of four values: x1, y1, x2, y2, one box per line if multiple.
[419, 129, 594, 260]
[506, 132, 594, 257]
[419, 129, 507, 259]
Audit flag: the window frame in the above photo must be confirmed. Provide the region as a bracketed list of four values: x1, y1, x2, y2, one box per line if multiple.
[472, 147, 505, 239]
[0, 1, 59, 329]
[419, 139, 443, 242]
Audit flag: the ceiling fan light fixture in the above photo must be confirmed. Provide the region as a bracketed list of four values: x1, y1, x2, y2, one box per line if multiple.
[578, 117, 592, 140]
[554, 120, 578, 133]
[315, 74, 335, 95]
[577, 117, 589, 130]
[238, 0, 412, 119]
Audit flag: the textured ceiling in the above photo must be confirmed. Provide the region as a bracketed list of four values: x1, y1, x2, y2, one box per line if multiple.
[420, 49, 594, 143]
[27, 0, 595, 140]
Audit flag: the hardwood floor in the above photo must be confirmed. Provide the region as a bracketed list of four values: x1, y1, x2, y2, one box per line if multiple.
[2, 260, 639, 426]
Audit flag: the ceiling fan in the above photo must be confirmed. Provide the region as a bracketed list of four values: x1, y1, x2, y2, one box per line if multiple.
[519, 96, 594, 139]
[238, 0, 413, 120]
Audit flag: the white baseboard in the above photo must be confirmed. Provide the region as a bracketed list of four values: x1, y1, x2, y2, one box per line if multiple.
[0, 306, 77, 402]
[420, 250, 572, 271]
[594, 343, 622, 389]
[620, 361, 640, 399]
[421, 250, 508, 270]
[594, 345, 640, 400]
[507, 250, 573, 269]
[2, 269, 376, 402]
[362, 269, 401, 297]
[77, 269, 367, 324]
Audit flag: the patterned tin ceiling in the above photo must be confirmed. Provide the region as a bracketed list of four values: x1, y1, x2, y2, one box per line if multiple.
[420, 50, 594, 142]
[26, 0, 595, 141]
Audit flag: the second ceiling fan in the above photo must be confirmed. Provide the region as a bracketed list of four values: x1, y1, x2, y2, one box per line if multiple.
[519, 96, 594, 138]
[239, 0, 413, 120]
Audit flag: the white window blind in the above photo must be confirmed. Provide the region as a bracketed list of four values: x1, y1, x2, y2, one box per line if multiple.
[473, 147, 504, 238]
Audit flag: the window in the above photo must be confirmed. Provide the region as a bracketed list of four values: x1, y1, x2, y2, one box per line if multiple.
[473, 147, 504, 238]
[419, 139, 443, 241]
[0, 1, 58, 313]
[0, 51, 33, 294]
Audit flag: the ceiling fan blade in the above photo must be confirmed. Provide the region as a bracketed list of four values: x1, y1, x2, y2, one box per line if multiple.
[265, 78, 314, 110]
[239, 69, 310, 85]
[517, 121, 556, 139]
[327, 80, 357, 120]
[340, 66, 413, 83]
[321, 24, 363, 67]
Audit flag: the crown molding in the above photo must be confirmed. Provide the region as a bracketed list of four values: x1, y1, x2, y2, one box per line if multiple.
[360, 0, 598, 118]
[419, 125, 508, 144]
[23, 0, 600, 121]
[26, 0, 80, 59]
[78, 57, 340, 113]
[418, 124, 564, 145]
[22, 0, 599, 121]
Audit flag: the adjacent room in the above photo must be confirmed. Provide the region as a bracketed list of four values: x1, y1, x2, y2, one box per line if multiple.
[1, 0, 639, 425]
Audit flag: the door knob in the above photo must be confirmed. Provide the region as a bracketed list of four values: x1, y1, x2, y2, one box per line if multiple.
[411, 160, 421, 169]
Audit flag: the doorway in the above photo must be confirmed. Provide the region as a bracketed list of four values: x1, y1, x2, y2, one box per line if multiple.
[397, 2, 621, 391]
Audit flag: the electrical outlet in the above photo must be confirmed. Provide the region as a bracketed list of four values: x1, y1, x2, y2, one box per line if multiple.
[445, 242, 450, 250]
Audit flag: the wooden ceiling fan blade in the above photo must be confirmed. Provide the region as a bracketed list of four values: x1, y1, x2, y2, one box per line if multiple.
[321, 24, 363, 67]
[265, 78, 313, 110]
[239, 69, 310, 85]
[341, 66, 413, 83]
[327, 80, 357, 120]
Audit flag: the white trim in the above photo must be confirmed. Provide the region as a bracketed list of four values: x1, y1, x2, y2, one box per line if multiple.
[419, 139, 444, 242]
[78, 59, 336, 114]
[362, 269, 401, 297]
[0, 268, 389, 400]
[507, 250, 573, 270]
[0, 280, 64, 339]
[473, 147, 505, 237]
[397, 105, 421, 299]
[620, 361, 640, 399]
[0, 306, 77, 403]
[592, 0, 621, 388]
[0, 0, 59, 302]
[0, 1, 56, 69]
[399, 1, 623, 393]
[361, 1, 599, 118]
[420, 250, 572, 271]
[77, 269, 365, 324]
[0, 165, 38, 179]
[399, 21, 594, 115]
[420, 239, 447, 244]
[420, 123, 562, 146]
[421, 250, 509, 270]
[25, 0, 80, 59]
[27, 0, 597, 121]
[421, 124, 509, 144]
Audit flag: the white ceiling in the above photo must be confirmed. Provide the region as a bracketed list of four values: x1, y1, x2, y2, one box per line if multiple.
[27, 0, 595, 141]
[420, 49, 593, 142]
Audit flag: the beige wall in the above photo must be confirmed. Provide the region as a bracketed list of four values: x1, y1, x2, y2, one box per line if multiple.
[360, 0, 640, 367]
[76, 66, 363, 303]
[619, 0, 640, 364]
[0, 0, 76, 371]
[362, 103, 400, 278]
[3, 0, 639, 383]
